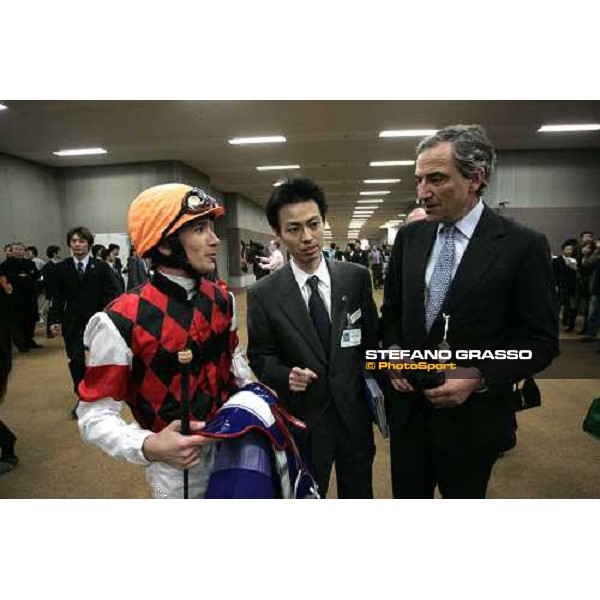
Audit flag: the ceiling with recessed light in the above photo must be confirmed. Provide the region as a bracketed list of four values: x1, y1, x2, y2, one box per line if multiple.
[1, 100, 599, 240]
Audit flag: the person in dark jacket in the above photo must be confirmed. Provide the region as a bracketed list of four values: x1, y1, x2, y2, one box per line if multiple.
[380, 124, 559, 499]
[580, 257, 600, 344]
[48, 227, 120, 416]
[41, 245, 61, 338]
[0, 272, 18, 476]
[553, 241, 578, 332]
[125, 247, 150, 290]
[0, 242, 41, 352]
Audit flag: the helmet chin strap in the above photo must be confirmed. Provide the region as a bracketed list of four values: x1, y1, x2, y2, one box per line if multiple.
[159, 237, 203, 281]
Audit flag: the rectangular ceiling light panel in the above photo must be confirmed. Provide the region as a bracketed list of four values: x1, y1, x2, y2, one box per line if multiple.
[229, 135, 286, 145]
[53, 148, 108, 156]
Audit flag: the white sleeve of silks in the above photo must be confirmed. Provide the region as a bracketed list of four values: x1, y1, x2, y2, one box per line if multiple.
[229, 292, 254, 387]
[77, 312, 153, 466]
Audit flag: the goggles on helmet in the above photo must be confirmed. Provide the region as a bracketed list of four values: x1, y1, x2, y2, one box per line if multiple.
[161, 187, 221, 240]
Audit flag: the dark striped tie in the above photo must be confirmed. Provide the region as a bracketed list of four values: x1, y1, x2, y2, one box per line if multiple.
[307, 275, 331, 354]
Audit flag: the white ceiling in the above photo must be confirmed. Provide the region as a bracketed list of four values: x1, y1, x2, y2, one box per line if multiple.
[1, 100, 599, 240]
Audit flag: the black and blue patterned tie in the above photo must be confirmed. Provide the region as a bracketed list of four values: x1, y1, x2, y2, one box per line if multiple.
[307, 275, 331, 354]
[77, 261, 85, 281]
[425, 224, 456, 332]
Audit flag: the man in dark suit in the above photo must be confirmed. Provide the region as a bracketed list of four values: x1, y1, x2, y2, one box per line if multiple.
[41, 245, 62, 338]
[49, 226, 120, 416]
[0, 272, 18, 475]
[0, 242, 41, 352]
[552, 241, 578, 331]
[107, 243, 126, 291]
[380, 124, 559, 499]
[125, 247, 150, 290]
[247, 177, 379, 498]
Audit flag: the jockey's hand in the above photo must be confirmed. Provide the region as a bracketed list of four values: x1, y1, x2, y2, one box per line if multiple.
[289, 367, 318, 392]
[142, 420, 209, 469]
[50, 324, 62, 336]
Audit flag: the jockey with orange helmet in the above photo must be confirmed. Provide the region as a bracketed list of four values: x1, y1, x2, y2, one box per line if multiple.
[75, 183, 253, 498]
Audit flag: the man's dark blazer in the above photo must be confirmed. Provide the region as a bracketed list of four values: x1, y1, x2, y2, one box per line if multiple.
[48, 256, 120, 343]
[552, 255, 577, 293]
[0, 257, 41, 349]
[247, 257, 379, 442]
[49, 256, 120, 390]
[125, 255, 150, 291]
[380, 204, 559, 450]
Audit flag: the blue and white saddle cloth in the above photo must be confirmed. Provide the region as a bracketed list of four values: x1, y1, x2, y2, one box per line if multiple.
[202, 382, 320, 499]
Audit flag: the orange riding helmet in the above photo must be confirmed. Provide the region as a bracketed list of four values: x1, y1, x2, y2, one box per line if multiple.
[128, 183, 225, 257]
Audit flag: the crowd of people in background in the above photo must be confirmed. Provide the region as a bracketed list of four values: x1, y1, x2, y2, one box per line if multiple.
[553, 230, 600, 352]
[0, 240, 130, 350]
[0, 234, 153, 473]
[323, 241, 392, 289]
[257, 237, 396, 291]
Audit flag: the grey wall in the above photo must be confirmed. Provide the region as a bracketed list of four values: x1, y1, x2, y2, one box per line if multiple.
[0, 156, 236, 281]
[487, 148, 600, 253]
[228, 192, 271, 232]
[59, 161, 182, 234]
[173, 162, 211, 189]
[214, 207, 230, 284]
[494, 206, 600, 254]
[0, 154, 62, 252]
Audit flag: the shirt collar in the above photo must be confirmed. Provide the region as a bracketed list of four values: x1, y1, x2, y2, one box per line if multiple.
[153, 270, 198, 302]
[438, 198, 484, 240]
[290, 253, 330, 290]
[72, 253, 90, 269]
[163, 272, 197, 300]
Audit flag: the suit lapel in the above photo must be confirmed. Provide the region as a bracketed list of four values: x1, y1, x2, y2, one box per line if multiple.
[276, 264, 327, 366]
[407, 222, 438, 337]
[442, 205, 506, 316]
[328, 259, 350, 360]
[83, 257, 96, 281]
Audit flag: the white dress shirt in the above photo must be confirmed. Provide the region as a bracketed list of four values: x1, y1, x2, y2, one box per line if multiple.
[72, 253, 90, 272]
[290, 254, 332, 318]
[425, 199, 484, 294]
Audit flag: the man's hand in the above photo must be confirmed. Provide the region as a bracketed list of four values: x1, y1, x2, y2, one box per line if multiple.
[423, 367, 482, 408]
[50, 324, 62, 336]
[384, 355, 416, 393]
[289, 367, 318, 392]
[387, 370, 415, 393]
[142, 420, 210, 469]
